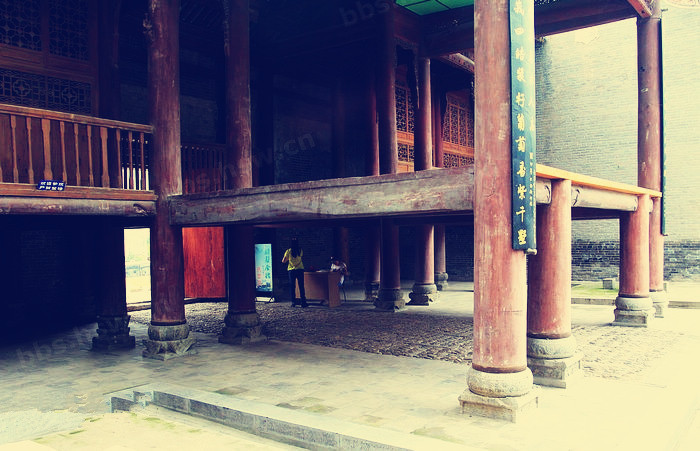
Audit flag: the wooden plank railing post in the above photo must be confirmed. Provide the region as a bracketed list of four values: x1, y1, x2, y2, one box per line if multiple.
[115, 129, 123, 188]
[87, 125, 94, 186]
[26, 117, 35, 184]
[100, 126, 110, 187]
[74, 123, 81, 186]
[128, 131, 134, 189]
[59, 121, 67, 183]
[139, 132, 146, 190]
[41, 118, 52, 180]
[10, 115, 19, 183]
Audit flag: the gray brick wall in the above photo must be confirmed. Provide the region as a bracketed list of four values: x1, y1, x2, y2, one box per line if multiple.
[536, 6, 700, 281]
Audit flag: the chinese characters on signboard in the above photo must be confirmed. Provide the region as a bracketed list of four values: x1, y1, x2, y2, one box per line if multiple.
[510, 0, 537, 253]
[255, 243, 273, 293]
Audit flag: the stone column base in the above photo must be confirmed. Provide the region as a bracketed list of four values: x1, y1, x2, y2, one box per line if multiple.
[364, 281, 380, 302]
[219, 312, 267, 345]
[407, 283, 438, 305]
[612, 296, 655, 327]
[143, 324, 196, 360]
[91, 315, 136, 352]
[459, 367, 539, 422]
[650, 290, 668, 318]
[374, 288, 405, 311]
[527, 353, 582, 389]
[435, 272, 449, 291]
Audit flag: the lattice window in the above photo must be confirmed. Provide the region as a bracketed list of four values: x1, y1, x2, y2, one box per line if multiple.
[48, 0, 89, 60]
[46, 75, 91, 113]
[398, 143, 415, 163]
[395, 80, 415, 134]
[443, 152, 474, 168]
[0, 67, 91, 113]
[0, 0, 42, 51]
[443, 97, 469, 146]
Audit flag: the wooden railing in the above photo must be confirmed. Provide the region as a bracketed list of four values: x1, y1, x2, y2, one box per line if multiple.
[181, 142, 227, 194]
[0, 104, 153, 190]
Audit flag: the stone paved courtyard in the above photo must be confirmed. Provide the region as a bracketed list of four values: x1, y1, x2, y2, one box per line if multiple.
[129, 284, 685, 381]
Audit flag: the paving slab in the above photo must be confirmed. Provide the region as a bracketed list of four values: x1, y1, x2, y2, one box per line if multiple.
[1, 282, 699, 450]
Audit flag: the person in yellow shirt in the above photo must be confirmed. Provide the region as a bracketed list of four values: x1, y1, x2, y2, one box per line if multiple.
[282, 237, 307, 307]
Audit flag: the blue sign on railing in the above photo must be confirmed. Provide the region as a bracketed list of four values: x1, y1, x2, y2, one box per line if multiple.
[510, 0, 537, 253]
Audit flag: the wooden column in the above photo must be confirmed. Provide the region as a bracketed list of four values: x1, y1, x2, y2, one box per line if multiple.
[92, 218, 136, 351]
[376, 4, 398, 175]
[364, 62, 381, 301]
[333, 77, 350, 269]
[613, 194, 655, 327]
[460, 0, 534, 412]
[432, 90, 448, 290]
[527, 179, 580, 387]
[637, 3, 666, 317]
[98, 0, 122, 120]
[374, 4, 403, 311]
[408, 57, 437, 306]
[220, 0, 264, 344]
[225, 0, 252, 191]
[144, 0, 195, 359]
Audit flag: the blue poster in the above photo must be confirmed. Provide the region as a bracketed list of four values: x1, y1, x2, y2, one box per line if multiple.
[255, 243, 273, 292]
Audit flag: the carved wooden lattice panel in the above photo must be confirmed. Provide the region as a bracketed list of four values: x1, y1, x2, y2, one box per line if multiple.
[398, 143, 415, 163]
[395, 80, 416, 134]
[48, 0, 89, 61]
[0, 0, 42, 51]
[0, 67, 91, 113]
[396, 83, 408, 132]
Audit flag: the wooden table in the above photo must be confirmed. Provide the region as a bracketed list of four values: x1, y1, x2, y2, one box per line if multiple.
[296, 271, 342, 307]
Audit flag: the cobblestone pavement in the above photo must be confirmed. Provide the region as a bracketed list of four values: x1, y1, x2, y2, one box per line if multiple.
[130, 292, 684, 381]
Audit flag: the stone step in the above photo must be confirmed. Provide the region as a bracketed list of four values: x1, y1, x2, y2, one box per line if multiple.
[108, 383, 470, 451]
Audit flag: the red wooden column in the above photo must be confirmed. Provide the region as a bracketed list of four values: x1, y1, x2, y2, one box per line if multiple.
[526, 179, 580, 387]
[459, 0, 536, 418]
[432, 90, 448, 290]
[144, 0, 195, 359]
[374, 3, 403, 311]
[408, 56, 438, 306]
[220, 0, 265, 345]
[333, 77, 351, 270]
[637, 3, 666, 317]
[364, 64, 381, 301]
[613, 194, 655, 326]
[97, 0, 121, 120]
[92, 218, 136, 351]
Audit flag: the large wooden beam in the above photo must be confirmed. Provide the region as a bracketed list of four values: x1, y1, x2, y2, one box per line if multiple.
[0, 197, 155, 216]
[422, 0, 637, 57]
[170, 165, 657, 227]
[170, 168, 474, 226]
[627, 0, 653, 17]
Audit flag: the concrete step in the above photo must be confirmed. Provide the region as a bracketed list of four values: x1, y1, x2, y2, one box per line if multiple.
[108, 383, 472, 451]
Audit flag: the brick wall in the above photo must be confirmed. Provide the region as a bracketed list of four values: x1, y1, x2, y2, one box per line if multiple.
[536, 6, 700, 280]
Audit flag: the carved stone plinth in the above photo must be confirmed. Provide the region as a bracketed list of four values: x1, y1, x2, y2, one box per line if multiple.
[91, 315, 136, 352]
[364, 281, 380, 302]
[407, 283, 438, 305]
[435, 272, 449, 291]
[459, 367, 539, 422]
[612, 296, 655, 327]
[650, 290, 668, 318]
[527, 353, 582, 389]
[219, 312, 266, 345]
[143, 324, 196, 360]
[374, 288, 405, 311]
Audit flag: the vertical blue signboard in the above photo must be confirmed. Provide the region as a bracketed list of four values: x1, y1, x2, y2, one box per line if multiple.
[510, 0, 537, 253]
[255, 243, 273, 293]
